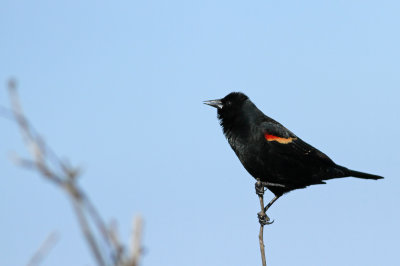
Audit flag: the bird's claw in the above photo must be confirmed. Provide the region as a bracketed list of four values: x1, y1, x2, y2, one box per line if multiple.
[257, 211, 274, 225]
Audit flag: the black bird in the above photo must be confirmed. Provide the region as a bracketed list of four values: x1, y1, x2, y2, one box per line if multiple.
[204, 92, 383, 224]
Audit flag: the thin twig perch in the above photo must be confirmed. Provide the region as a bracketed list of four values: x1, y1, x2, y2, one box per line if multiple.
[255, 180, 283, 266]
[257, 187, 267, 266]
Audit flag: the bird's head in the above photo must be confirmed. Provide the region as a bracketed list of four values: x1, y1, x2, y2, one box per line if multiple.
[204, 92, 248, 113]
[204, 92, 251, 134]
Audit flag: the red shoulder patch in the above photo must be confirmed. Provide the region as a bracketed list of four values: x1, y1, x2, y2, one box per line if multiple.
[264, 134, 296, 144]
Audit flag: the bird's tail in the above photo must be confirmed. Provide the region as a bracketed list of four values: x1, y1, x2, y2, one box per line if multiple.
[346, 169, 384, 180]
[324, 165, 384, 181]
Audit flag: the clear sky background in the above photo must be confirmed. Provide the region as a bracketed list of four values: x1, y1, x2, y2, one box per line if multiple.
[1, 1, 399, 265]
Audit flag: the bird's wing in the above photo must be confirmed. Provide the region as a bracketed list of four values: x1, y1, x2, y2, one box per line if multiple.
[261, 121, 334, 165]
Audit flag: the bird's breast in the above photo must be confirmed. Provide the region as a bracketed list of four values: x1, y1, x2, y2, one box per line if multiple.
[226, 134, 272, 178]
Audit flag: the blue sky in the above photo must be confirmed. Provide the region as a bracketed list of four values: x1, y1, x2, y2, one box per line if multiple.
[1, 1, 399, 265]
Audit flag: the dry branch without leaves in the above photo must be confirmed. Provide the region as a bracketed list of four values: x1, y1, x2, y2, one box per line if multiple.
[26, 232, 59, 266]
[4, 80, 142, 266]
[258, 193, 267, 266]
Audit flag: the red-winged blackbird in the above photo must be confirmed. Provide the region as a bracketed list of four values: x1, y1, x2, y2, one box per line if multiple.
[205, 92, 383, 224]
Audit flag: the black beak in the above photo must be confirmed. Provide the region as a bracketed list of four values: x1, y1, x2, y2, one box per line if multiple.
[203, 99, 223, 109]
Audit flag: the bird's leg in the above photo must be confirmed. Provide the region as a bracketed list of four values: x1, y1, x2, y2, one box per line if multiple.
[255, 180, 274, 225]
[264, 195, 280, 214]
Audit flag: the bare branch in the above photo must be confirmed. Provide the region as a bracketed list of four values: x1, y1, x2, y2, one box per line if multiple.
[130, 216, 143, 266]
[258, 193, 267, 266]
[5, 79, 144, 266]
[108, 220, 125, 265]
[27, 231, 59, 266]
[71, 199, 107, 266]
